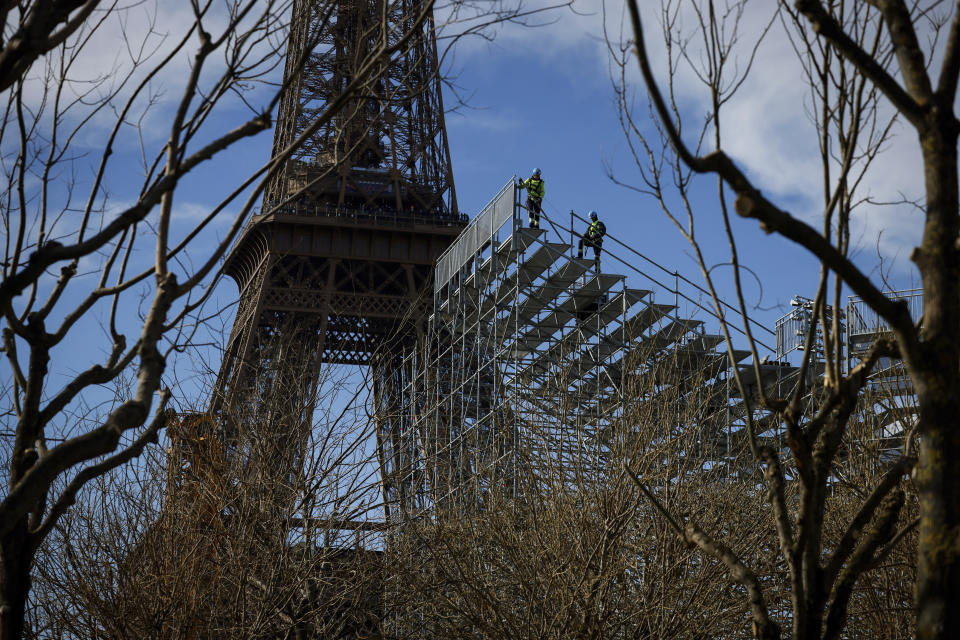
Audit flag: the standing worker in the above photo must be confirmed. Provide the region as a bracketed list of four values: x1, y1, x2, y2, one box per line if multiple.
[577, 210, 606, 269]
[518, 168, 544, 229]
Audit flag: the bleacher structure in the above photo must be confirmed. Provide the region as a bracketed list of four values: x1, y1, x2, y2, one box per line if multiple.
[373, 181, 927, 521]
[773, 289, 921, 455]
[186, 0, 920, 540]
[374, 180, 789, 518]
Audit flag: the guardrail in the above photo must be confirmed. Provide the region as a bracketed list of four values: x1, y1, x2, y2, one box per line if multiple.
[434, 178, 516, 293]
[774, 296, 844, 360]
[544, 207, 779, 353]
[847, 288, 923, 355]
[431, 176, 781, 353]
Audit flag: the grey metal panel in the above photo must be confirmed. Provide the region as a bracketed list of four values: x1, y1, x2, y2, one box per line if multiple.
[605, 303, 675, 346]
[637, 318, 704, 356]
[521, 302, 694, 395]
[498, 227, 545, 256]
[445, 239, 565, 320]
[577, 347, 730, 413]
[459, 230, 549, 301]
[435, 178, 515, 292]
[566, 273, 625, 303]
[661, 349, 730, 378]
[574, 288, 651, 340]
[686, 334, 725, 352]
[520, 273, 626, 347]
[508, 300, 673, 387]
[732, 361, 799, 389]
[511, 331, 594, 387]
[512, 312, 575, 353]
[465, 252, 512, 290]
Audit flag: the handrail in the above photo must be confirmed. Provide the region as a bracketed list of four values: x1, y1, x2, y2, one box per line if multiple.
[847, 288, 923, 335]
[434, 178, 516, 293]
[541, 202, 777, 353]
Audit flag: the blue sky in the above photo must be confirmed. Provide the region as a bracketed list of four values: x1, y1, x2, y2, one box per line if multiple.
[1, 0, 933, 440]
[174, 0, 928, 379]
[438, 1, 924, 348]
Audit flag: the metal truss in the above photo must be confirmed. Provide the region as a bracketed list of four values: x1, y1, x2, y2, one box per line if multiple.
[844, 289, 923, 455]
[268, 0, 456, 215]
[202, 0, 465, 531]
[384, 179, 806, 520]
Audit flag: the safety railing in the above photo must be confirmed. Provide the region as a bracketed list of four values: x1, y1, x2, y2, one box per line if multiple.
[538, 204, 778, 355]
[846, 288, 923, 356]
[434, 178, 516, 294]
[774, 296, 844, 360]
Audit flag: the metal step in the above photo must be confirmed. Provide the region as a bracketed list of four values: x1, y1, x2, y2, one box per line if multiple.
[508, 275, 630, 357]
[496, 257, 595, 334]
[481, 241, 569, 314]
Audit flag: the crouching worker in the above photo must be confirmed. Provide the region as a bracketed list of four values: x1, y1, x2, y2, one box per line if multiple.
[577, 210, 606, 270]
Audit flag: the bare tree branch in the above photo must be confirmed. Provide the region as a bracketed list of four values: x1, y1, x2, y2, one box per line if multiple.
[626, 465, 781, 640]
[0, 0, 100, 93]
[29, 391, 171, 543]
[794, 0, 926, 124]
[937, 2, 960, 99]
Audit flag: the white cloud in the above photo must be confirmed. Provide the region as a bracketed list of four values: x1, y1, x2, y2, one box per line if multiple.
[1, 0, 287, 284]
[564, 2, 930, 274]
[7, 0, 933, 279]
[11, 0, 288, 160]
[437, 0, 611, 76]
[447, 106, 521, 132]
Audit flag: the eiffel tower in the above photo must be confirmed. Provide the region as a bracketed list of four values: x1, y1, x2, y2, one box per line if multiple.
[210, 0, 464, 527]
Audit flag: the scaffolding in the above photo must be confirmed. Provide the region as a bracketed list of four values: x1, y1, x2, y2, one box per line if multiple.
[373, 179, 812, 520]
[367, 177, 930, 526]
[845, 289, 923, 455]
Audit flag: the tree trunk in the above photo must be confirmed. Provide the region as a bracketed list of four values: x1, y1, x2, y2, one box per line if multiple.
[913, 105, 960, 640]
[0, 521, 32, 640]
[915, 409, 960, 640]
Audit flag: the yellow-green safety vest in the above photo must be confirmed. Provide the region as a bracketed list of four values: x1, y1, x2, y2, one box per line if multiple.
[586, 220, 605, 241]
[522, 177, 544, 200]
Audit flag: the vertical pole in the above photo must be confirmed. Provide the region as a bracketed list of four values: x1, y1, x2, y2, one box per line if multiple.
[674, 271, 679, 313]
[726, 370, 731, 480]
[513, 180, 520, 242]
[845, 298, 851, 376]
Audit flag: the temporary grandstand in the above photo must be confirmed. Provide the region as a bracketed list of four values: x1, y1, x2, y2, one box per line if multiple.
[374, 179, 926, 522]
[376, 180, 788, 518]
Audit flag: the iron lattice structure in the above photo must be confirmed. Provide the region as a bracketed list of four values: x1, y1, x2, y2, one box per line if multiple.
[267, 0, 456, 214]
[200, 0, 921, 536]
[211, 0, 465, 526]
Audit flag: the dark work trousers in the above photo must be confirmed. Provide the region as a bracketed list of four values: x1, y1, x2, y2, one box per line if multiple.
[578, 236, 602, 261]
[526, 197, 542, 227]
